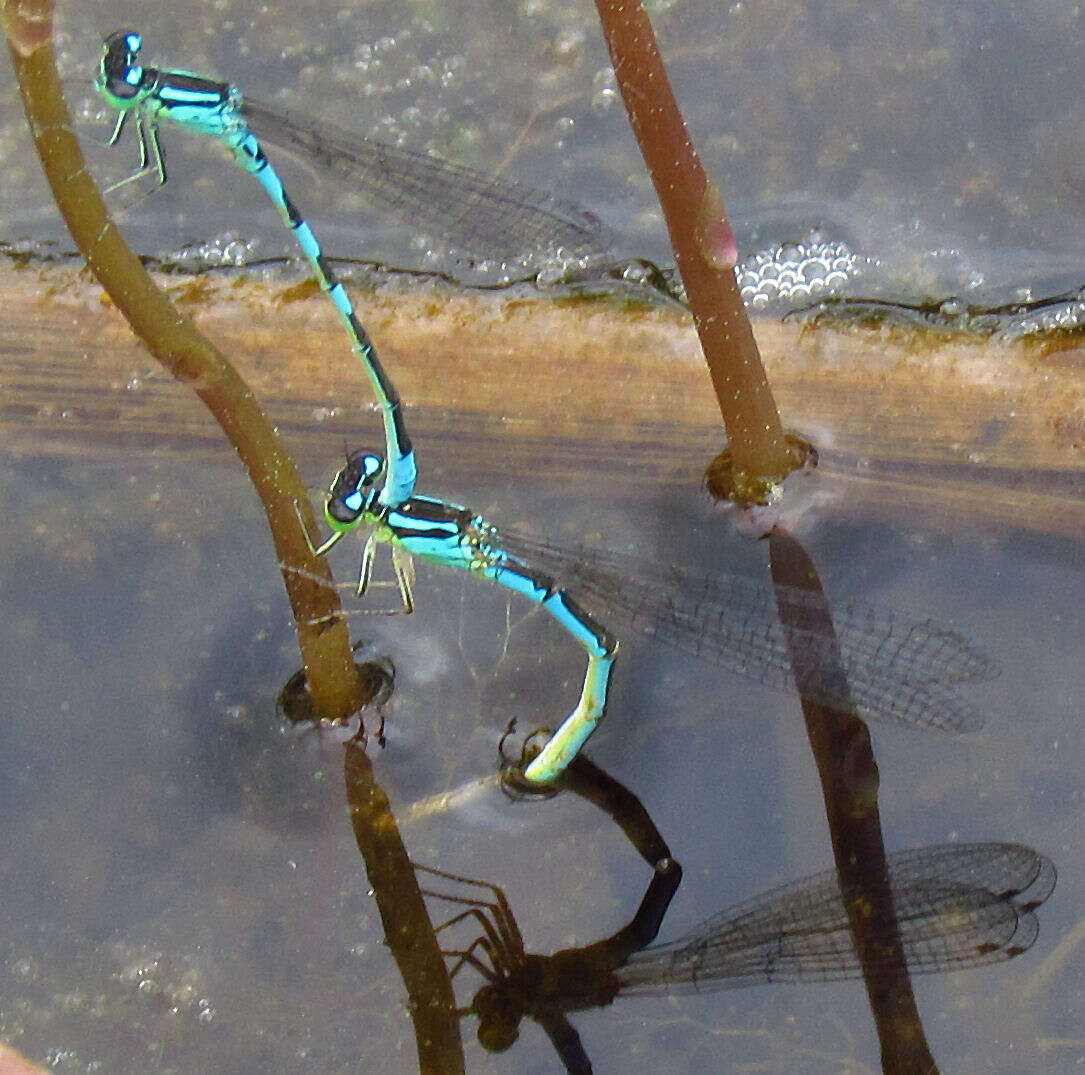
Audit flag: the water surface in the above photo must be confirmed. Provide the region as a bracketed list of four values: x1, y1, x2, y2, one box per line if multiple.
[0, 451, 1079, 1073]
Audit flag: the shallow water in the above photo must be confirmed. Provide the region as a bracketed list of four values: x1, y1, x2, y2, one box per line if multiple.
[1, 2, 1082, 1072]
[0, 447, 1080, 1073]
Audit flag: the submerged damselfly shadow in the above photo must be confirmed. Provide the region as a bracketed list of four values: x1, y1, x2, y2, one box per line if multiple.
[409, 752, 683, 1074]
[422, 842, 1054, 1075]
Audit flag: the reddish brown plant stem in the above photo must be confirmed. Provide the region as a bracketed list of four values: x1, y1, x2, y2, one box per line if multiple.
[3, 0, 364, 720]
[592, 0, 796, 503]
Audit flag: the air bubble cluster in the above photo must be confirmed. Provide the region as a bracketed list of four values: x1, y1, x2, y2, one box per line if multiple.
[161, 232, 256, 270]
[736, 238, 860, 308]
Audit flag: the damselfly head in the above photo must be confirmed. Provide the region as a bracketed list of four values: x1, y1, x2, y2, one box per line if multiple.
[326, 449, 383, 524]
[98, 29, 148, 105]
[472, 984, 520, 1053]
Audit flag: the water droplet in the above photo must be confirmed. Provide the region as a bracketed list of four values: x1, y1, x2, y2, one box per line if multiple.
[591, 86, 618, 111]
[555, 27, 586, 56]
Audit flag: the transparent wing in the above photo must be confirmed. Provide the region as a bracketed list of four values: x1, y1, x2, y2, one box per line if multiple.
[616, 843, 1055, 994]
[497, 530, 1000, 733]
[242, 97, 610, 265]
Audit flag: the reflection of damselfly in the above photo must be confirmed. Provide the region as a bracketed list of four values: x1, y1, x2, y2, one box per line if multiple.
[424, 844, 1054, 1071]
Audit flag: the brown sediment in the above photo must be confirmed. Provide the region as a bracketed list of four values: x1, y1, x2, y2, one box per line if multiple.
[2, 259, 1080, 537]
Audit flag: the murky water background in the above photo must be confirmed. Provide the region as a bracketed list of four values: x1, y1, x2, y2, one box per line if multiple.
[1, 1, 1082, 1072]
[1, 450, 1080, 1072]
